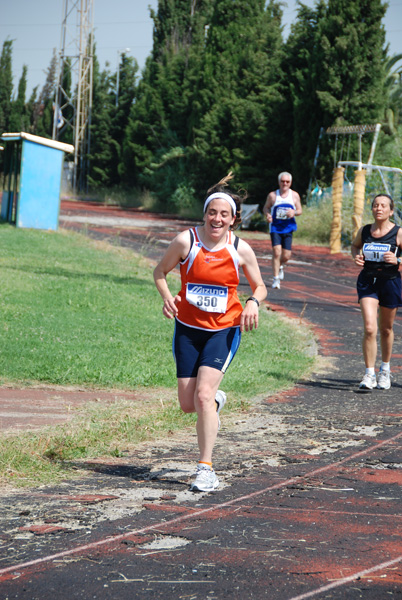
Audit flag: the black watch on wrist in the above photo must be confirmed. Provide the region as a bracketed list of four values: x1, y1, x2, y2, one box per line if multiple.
[246, 296, 260, 307]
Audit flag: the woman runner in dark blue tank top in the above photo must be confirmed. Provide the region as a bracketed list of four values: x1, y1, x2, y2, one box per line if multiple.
[351, 194, 402, 390]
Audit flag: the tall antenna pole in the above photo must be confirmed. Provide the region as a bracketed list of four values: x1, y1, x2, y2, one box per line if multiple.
[53, 0, 94, 192]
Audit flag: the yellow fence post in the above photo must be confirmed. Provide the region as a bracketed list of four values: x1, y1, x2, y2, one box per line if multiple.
[330, 166, 344, 253]
[352, 169, 366, 241]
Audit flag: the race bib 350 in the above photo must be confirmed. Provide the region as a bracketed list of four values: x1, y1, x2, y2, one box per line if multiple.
[186, 283, 228, 313]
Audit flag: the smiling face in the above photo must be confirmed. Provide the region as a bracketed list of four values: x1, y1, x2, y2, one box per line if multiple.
[203, 197, 236, 240]
[372, 195, 394, 221]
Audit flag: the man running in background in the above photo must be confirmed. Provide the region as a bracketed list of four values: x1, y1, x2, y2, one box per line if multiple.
[263, 171, 302, 289]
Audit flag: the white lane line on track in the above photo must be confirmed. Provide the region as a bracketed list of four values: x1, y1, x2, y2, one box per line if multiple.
[258, 253, 402, 322]
[284, 269, 358, 290]
[287, 555, 402, 600]
[276, 284, 360, 312]
[232, 505, 402, 520]
[1, 431, 401, 578]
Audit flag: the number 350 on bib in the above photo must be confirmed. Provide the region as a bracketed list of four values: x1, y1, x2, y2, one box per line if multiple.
[186, 283, 228, 313]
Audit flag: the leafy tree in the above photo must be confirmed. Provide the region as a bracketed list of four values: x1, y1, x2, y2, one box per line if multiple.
[9, 65, 29, 132]
[284, 1, 327, 191]
[112, 53, 138, 184]
[26, 86, 39, 133]
[33, 49, 57, 138]
[87, 54, 115, 188]
[191, 0, 285, 201]
[317, 0, 387, 124]
[121, 0, 213, 200]
[88, 48, 138, 188]
[285, 0, 388, 192]
[384, 54, 402, 133]
[123, 0, 285, 207]
[0, 40, 14, 134]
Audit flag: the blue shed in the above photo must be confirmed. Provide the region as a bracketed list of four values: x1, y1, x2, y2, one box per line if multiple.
[1, 132, 74, 231]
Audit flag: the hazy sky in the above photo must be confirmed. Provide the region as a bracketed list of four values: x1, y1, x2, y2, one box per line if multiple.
[1, 0, 402, 98]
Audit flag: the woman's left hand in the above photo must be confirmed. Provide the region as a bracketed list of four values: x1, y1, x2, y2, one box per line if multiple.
[383, 251, 398, 264]
[240, 302, 259, 332]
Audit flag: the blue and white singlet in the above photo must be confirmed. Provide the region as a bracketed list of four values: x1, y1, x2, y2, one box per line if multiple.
[270, 189, 297, 234]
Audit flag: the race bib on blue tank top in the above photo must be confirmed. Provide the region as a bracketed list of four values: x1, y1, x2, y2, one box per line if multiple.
[275, 206, 290, 220]
[271, 202, 297, 234]
[186, 283, 228, 313]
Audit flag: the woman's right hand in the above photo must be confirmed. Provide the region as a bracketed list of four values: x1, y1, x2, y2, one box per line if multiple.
[162, 295, 180, 319]
[354, 254, 365, 267]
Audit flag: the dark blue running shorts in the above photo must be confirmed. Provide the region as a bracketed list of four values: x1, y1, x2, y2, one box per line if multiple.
[357, 271, 402, 308]
[173, 320, 241, 378]
[270, 231, 293, 250]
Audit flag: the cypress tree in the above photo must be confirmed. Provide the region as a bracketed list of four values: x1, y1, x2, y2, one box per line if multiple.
[33, 50, 58, 138]
[0, 40, 14, 134]
[191, 0, 284, 200]
[121, 0, 213, 203]
[284, 1, 327, 191]
[316, 0, 387, 125]
[111, 53, 138, 184]
[87, 50, 115, 188]
[9, 65, 29, 132]
[26, 86, 38, 134]
[123, 0, 285, 207]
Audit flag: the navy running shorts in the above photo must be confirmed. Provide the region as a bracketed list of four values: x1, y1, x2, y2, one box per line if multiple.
[357, 271, 402, 308]
[173, 320, 241, 378]
[270, 231, 293, 250]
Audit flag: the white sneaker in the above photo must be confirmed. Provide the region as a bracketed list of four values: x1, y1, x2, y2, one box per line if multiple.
[271, 277, 280, 289]
[215, 390, 226, 430]
[377, 370, 391, 390]
[279, 266, 284, 280]
[359, 373, 377, 390]
[190, 465, 219, 492]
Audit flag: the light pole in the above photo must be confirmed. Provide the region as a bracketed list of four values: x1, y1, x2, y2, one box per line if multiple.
[116, 48, 130, 107]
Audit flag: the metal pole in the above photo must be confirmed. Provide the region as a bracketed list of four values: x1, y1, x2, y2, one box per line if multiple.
[367, 123, 382, 167]
[53, 0, 93, 192]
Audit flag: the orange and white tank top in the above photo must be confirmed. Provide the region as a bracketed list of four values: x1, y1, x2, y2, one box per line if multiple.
[177, 227, 243, 330]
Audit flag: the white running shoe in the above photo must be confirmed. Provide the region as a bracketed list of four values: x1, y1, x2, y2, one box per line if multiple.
[190, 465, 219, 492]
[359, 373, 377, 390]
[271, 277, 280, 289]
[377, 369, 391, 390]
[279, 266, 284, 280]
[215, 390, 226, 430]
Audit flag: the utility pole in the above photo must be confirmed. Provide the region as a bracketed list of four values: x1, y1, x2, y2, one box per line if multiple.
[52, 0, 94, 192]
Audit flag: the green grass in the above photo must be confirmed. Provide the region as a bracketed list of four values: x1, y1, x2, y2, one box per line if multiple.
[294, 198, 334, 246]
[0, 225, 177, 388]
[0, 223, 316, 487]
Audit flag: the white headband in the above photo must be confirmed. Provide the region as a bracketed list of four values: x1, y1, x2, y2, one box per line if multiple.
[203, 192, 237, 216]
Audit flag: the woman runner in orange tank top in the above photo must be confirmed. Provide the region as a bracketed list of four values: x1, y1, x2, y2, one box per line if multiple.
[154, 174, 267, 492]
